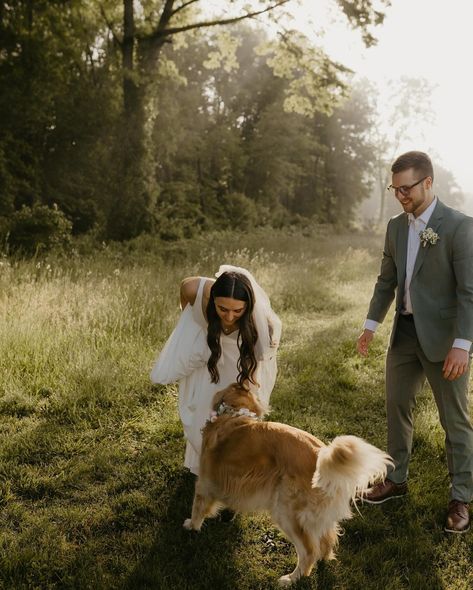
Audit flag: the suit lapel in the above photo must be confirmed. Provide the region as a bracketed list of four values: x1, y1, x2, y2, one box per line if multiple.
[411, 199, 444, 282]
[396, 213, 409, 308]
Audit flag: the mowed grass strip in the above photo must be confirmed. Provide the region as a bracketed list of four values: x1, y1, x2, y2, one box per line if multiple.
[0, 228, 471, 590]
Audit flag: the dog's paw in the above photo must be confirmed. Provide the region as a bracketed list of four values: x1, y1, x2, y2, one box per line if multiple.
[277, 574, 294, 587]
[183, 518, 194, 530]
[183, 518, 201, 532]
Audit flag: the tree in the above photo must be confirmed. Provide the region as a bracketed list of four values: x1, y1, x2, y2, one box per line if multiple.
[101, 0, 390, 239]
[0, 0, 390, 241]
[289, 82, 377, 223]
[102, 0, 293, 238]
[0, 1, 119, 233]
[367, 76, 435, 223]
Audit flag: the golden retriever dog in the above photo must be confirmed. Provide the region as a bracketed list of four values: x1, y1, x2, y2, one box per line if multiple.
[183, 384, 392, 586]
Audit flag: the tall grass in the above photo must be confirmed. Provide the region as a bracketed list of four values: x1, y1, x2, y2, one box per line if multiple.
[0, 227, 471, 589]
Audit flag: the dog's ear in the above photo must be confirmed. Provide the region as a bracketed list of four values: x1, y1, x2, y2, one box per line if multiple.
[212, 383, 268, 417]
[211, 389, 225, 410]
[231, 385, 267, 417]
[211, 384, 235, 410]
[246, 391, 267, 417]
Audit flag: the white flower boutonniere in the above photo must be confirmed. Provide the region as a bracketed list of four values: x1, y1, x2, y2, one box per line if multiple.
[419, 227, 439, 248]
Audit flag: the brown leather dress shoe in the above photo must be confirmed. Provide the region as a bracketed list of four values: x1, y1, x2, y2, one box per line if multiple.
[444, 500, 470, 533]
[360, 479, 408, 504]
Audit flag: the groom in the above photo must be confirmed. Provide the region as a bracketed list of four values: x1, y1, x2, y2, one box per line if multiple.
[357, 151, 473, 533]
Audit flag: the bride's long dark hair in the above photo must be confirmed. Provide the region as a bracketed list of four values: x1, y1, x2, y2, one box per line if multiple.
[206, 271, 258, 386]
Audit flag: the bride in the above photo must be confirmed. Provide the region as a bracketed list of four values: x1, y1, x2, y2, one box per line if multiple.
[150, 265, 281, 475]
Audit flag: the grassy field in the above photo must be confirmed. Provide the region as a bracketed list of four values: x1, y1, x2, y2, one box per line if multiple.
[0, 227, 472, 589]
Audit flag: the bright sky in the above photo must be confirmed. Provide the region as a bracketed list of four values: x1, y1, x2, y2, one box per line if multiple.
[294, 0, 473, 196]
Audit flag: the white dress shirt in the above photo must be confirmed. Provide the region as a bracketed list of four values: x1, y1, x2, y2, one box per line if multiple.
[403, 197, 437, 314]
[364, 197, 471, 352]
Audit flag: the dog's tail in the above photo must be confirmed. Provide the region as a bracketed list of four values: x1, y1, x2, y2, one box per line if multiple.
[312, 435, 392, 501]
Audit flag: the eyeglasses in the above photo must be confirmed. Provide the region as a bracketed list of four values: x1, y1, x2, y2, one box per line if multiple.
[387, 176, 428, 197]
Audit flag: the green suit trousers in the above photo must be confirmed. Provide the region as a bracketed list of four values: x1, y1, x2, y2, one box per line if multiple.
[386, 314, 473, 503]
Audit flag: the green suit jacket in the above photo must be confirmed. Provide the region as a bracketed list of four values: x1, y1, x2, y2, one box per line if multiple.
[367, 199, 473, 362]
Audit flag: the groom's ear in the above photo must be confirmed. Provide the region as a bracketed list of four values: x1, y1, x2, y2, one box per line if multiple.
[425, 176, 433, 189]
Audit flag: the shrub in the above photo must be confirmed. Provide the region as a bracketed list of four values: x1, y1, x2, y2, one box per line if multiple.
[6, 204, 73, 255]
[59, 197, 102, 235]
[153, 182, 208, 240]
[0, 216, 9, 249]
[217, 193, 259, 229]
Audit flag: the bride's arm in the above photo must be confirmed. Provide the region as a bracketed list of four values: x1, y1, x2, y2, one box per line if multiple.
[180, 277, 200, 309]
[180, 277, 215, 310]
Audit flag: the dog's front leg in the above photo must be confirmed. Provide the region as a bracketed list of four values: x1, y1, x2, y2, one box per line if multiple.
[183, 492, 219, 531]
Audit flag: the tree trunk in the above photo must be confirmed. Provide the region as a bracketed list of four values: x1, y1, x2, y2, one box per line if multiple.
[107, 0, 160, 240]
[0, 1, 4, 34]
[110, 0, 291, 239]
[123, 0, 137, 116]
[377, 164, 386, 224]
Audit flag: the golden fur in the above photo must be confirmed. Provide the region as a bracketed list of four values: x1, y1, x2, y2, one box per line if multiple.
[183, 384, 392, 586]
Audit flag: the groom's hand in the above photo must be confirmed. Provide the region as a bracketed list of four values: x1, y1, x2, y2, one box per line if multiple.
[357, 329, 374, 357]
[442, 348, 469, 381]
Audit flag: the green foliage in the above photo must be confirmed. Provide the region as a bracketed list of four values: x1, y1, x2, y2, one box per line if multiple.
[337, 0, 390, 46]
[0, 0, 391, 240]
[260, 31, 349, 117]
[149, 25, 378, 230]
[0, 0, 122, 237]
[203, 30, 241, 73]
[6, 204, 73, 255]
[218, 192, 259, 229]
[154, 182, 207, 240]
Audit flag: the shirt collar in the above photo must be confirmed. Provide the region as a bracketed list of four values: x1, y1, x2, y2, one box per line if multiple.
[408, 196, 437, 226]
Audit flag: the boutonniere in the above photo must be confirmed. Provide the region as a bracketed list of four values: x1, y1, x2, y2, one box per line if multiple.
[419, 227, 439, 248]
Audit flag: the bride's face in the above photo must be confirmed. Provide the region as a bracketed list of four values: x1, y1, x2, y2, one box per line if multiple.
[214, 297, 247, 329]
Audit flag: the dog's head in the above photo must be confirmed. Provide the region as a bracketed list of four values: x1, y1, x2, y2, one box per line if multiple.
[211, 383, 267, 418]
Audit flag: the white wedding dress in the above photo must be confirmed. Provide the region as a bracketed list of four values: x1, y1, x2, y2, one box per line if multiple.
[150, 274, 280, 475]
